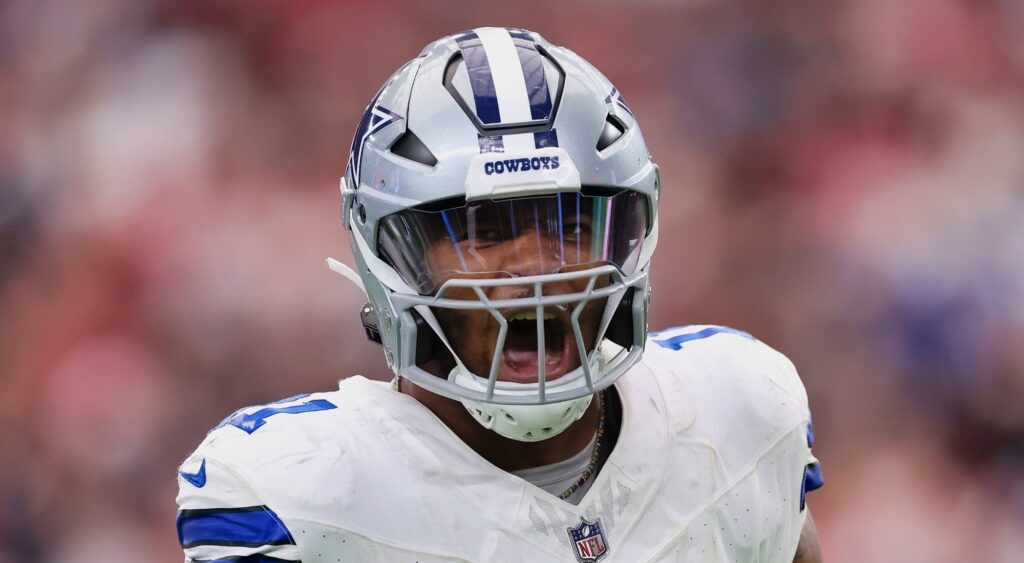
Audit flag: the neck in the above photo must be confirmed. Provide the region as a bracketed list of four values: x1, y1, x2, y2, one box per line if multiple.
[398, 377, 602, 471]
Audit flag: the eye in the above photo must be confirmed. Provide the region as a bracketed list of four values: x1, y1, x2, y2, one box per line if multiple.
[564, 220, 592, 238]
[479, 227, 502, 241]
[463, 225, 502, 249]
[473, 222, 502, 242]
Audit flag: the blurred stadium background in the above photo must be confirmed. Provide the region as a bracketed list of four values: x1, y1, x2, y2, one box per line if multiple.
[1, 0, 1023, 561]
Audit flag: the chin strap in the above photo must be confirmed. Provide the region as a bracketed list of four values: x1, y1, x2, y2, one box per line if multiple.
[326, 257, 368, 298]
[327, 258, 382, 343]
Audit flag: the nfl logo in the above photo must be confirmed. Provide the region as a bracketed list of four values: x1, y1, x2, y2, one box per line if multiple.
[567, 518, 609, 562]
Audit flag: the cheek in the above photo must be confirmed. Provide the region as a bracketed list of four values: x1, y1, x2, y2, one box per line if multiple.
[427, 243, 509, 282]
[579, 297, 610, 340]
[465, 243, 508, 272]
[435, 310, 497, 360]
[426, 245, 460, 277]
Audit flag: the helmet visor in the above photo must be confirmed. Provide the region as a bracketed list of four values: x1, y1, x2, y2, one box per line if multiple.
[378, 190, 649, 295]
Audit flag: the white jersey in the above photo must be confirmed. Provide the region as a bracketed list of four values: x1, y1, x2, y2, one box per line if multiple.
[176, 326, 821, 562]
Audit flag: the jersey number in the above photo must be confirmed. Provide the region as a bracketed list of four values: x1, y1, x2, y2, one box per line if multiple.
[221, 395, 337, 434]
[652, 325, 753, 350]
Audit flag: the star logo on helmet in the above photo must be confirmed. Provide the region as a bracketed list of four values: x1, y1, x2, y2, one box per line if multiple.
[348, 98, 403, 185]
[605, 87, 634, 120]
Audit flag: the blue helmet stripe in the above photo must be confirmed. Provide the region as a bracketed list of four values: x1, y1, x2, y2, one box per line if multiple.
[506, 28, 534, 42]
[508, 30, 553, 122]
[534, 130, 559, 149]
[455, 31, 501, 125]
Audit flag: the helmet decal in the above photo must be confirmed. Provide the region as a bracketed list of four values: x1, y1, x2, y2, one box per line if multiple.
[605, 87, 635, 121]
[348, 96, 402, 186]
[453, 30, 501, 125]
[477, 132, 505, 153]
[453, 28, 556, 127]
[452, 28, 562, 155]
[506, 28, 554, 122]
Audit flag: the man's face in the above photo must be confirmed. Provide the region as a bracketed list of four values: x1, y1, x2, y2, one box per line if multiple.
[426, 215, 607, 384]
[376, 190, 648, 383]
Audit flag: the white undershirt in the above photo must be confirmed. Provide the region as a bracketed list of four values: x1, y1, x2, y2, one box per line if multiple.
[512, 432, 597, 505]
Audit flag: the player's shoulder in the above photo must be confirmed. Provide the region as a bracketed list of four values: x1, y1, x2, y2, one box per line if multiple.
[175, 378, 390, 560]
[178, 376, 388, 483]
[642, 324, 809, 421]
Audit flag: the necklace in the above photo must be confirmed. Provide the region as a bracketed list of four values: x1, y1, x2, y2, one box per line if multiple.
[557, 391, 606, 500]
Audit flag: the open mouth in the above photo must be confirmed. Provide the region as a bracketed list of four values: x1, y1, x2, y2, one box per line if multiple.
[499, 306, 576, 383]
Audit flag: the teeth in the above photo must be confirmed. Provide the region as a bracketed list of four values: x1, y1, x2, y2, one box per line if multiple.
[509, 310, 556, 321]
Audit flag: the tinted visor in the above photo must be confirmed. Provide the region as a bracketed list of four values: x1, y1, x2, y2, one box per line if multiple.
[378, 190, 649, 295]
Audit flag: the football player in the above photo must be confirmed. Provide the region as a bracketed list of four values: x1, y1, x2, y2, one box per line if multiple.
[176, 28, 823, 562]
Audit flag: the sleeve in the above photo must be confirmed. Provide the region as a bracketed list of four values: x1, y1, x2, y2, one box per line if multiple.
[753, 333, 824, 512]
[176, 452, 300, 563]
[758, 345, 823, 561]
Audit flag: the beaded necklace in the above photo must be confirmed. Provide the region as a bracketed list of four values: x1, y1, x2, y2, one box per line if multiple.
[391, 376, 606, 500]
[557, 391, 606, 500]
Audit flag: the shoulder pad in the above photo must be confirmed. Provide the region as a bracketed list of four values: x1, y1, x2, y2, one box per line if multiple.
[647, 324, 808, 409]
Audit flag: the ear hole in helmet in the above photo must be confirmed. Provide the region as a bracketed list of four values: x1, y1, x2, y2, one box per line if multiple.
[596, 114, 626, 151]
[389, 130, 438, 167]
[360, 303, 383, 344]
[606, 287, 635, 349]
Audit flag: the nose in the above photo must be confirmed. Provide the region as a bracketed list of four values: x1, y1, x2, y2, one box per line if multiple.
[482, 230, 581, 302]
[500, 229, 564, 278]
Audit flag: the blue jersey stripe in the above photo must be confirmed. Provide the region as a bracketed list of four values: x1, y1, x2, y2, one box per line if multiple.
[801, 416, 823, 510]
[801, 462, 824, 510]
[508, 30, 553, 122]
[652, 325, 754, 350]
[223, 398, 337, 435]
[177, 506, 295, 549]
[455, 32, 501, 125]
[194, 556, 296, 563]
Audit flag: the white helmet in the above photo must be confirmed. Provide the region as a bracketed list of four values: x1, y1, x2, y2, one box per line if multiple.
[333, 27, 659, 442]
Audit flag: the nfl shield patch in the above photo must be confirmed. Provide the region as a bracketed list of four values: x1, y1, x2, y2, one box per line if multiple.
[567, 518, 609, 562]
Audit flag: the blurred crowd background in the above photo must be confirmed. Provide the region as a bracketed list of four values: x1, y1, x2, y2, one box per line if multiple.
[1, 0, 1023, 561]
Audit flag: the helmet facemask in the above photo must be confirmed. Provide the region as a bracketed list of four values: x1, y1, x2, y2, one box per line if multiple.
[355, 189, 653, 441]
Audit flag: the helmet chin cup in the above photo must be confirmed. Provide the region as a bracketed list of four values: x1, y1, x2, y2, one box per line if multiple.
[448, 359, 601, 442]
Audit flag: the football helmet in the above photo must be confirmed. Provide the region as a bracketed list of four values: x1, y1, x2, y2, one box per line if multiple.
[332, 28, 659, 441]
